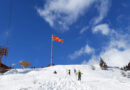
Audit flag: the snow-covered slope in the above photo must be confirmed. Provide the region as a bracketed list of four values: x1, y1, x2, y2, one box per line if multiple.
[0, 65, 130, 90]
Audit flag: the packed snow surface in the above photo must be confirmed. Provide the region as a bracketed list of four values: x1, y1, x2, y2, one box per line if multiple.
[0, 65, 130, 90]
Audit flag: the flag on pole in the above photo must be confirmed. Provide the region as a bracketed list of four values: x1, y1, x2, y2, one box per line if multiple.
[52, 35, 64, 43]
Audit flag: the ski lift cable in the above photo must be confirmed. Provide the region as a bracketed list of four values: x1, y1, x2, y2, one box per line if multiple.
[7, 0, 14, 47]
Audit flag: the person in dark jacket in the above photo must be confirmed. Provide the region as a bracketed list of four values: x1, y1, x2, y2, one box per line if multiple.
[54, 71, 57, 74]
[77, 70, 82, 80]
[68, 69, 71, 75]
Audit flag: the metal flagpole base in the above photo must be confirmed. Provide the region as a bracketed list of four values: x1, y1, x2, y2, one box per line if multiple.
[48, 63, 55, 67]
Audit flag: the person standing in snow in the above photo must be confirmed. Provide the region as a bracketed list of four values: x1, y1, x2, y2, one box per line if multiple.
[77, 70, 82, 81]
[54, 71, 57, 74]
[74, 69, 76, 74]
[68, 69, 71, 75]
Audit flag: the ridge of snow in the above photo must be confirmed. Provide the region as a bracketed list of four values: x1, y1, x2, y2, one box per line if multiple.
[0, 65, 130, 90]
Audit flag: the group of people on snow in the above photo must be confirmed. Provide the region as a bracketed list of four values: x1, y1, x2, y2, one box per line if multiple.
[67, 69, 82, 81]
[53, 69, 82, 81]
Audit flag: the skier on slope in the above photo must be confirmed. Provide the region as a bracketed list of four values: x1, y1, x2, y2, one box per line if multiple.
[77, 70, 82, 81]
[68, 69, 71, 75]
[54, 71, 57, 74]
[74, 69, 76, 74]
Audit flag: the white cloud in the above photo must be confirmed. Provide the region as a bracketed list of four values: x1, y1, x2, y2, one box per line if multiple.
[93, 0, 111, 24]
[81, 60, 88, 65]
[88, 32, 130, 67]
[101, 48, 130, 67]
[84, 44, 95, 54]
[93, 24, 110, 35]
[37, 0, 110, 31]
[100, 34, 130, 67]
[88, 55, 99, 65]
[80, 26, 89, 34]
[37, 0, 95, 31]
[69, 44, 95, 60]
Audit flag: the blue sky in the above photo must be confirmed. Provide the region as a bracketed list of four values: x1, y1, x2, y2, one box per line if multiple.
[0, 0, 130, 68]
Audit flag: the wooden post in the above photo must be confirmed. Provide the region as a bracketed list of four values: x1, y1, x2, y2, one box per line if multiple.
[0, 56, 2, 66]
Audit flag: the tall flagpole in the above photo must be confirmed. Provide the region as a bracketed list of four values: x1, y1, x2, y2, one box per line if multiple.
[51, 35, 53, 66]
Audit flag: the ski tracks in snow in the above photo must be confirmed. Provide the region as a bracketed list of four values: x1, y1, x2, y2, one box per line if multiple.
[2, 65, 130, 90]
[33, 71, 90, 90]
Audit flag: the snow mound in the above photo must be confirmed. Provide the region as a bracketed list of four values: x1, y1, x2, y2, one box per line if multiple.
[0, 65, 130, 90]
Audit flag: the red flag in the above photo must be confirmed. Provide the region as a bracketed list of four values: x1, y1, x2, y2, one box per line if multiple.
[52, 35, 64, 43]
